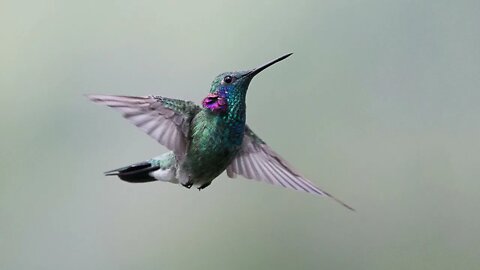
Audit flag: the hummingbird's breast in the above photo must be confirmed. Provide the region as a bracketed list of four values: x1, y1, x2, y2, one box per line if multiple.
[180, 110, 245, 185]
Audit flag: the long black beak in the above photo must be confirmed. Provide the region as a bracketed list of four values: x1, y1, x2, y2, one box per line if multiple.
[243, 53, 293, 78]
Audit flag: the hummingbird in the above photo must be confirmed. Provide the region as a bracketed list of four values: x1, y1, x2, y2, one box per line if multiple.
[87, 53, 353, 210]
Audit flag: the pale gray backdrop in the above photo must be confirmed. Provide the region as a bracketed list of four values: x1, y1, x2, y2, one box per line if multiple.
[1, 1, 479, 269]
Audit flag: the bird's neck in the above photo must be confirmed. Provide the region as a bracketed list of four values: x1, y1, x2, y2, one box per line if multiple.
[220, 99, 246, 146]
[202, 86, 247, 145]
[224, 100, 246, 123]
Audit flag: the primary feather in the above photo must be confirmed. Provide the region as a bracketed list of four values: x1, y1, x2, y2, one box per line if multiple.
[87, 95, 199, 155]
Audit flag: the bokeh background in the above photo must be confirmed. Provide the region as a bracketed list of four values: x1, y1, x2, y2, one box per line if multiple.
[1, 1, 479, 269]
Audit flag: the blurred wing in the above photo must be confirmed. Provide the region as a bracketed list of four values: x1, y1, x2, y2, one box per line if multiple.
[87, 94, 200, 155]
[227, 125, 354, 210]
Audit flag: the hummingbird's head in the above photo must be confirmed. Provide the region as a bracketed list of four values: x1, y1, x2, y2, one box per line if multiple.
[202, 53, 293, 114]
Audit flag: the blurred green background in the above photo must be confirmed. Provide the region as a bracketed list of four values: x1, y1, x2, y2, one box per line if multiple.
[1, 1, 479, 269]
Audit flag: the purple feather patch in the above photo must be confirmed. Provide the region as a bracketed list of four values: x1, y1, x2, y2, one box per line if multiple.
[202, 92, 228, 113]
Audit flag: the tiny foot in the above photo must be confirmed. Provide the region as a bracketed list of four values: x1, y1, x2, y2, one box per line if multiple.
[182, 182, 193, 189]
[197, 182, 211, 190]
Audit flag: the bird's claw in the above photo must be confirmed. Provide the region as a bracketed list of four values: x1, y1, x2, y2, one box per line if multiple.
[182, 182, 193, 189]
[197, 181, 211, 190]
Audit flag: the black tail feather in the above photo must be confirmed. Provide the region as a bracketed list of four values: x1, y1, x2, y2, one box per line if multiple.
[104, 162, 160, 183]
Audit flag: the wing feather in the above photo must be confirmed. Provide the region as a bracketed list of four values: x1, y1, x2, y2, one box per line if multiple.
[227, 125, 354, 210]
[87, 94, 200, 155]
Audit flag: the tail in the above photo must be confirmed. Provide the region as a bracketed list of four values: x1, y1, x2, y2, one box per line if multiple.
[104, 161, 160, 183]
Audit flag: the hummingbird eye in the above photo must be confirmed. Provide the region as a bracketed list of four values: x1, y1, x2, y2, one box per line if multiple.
[223, 75, 233, 84]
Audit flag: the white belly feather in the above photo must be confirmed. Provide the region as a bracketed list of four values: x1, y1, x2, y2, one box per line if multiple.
[149, 167, 178, 183]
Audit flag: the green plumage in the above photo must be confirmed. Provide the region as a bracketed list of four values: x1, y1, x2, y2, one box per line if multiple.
[181, 109, 245, 186]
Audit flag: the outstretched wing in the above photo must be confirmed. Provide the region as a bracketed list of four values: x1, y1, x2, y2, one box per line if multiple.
[227, 125, 354, 210]
[87, 95, 200, 155]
